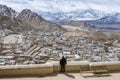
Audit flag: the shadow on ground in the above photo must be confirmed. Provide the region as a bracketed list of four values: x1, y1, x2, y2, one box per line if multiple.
[0, 72, 113, 79]
[64, 73, 75, 79]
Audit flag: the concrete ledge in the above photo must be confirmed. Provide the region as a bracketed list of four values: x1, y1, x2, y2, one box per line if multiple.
[0, 62, 53, 76]
[52, 61, 89, 72]
[90, 61, 120, 71]
[0, 61, 120, 77]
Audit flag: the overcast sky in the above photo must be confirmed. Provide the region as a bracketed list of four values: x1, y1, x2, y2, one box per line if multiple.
[0, 0, 120, 13]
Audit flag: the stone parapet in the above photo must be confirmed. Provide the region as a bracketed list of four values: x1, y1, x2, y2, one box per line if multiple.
[0, 62, 53, 76]
[0, 61, 120, 76]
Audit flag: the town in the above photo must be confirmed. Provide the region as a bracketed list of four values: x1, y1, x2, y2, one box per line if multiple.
[0, 28, 120, 65]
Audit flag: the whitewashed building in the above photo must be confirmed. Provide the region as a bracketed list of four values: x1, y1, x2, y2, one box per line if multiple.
[0, 34, 23, 49]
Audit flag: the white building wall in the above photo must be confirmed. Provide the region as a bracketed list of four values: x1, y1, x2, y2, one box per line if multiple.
[1, 34, 23, 45]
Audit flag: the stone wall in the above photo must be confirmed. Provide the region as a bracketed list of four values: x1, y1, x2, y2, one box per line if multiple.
[52, 61, 89, 72]
[0, 61, 120, 76]
[0, 62, 53, 76]
[90, 62, 120, 72]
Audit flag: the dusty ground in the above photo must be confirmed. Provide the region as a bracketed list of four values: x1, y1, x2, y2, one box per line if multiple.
[62, 25, 89, 37]
[1, 72, 120, 80]
[62, 25, 80, 31]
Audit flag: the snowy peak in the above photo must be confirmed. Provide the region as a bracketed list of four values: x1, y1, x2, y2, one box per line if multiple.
[17, 9, 45, 23]
[0, 4, 66, 33]
[0, 4, 17, 18]
[39, 9, 108, 23]
[17, 9, 66, 32]
[39, 9, 120, 24]
[95, 13, 120, 24]
[66, 9, 106, 20]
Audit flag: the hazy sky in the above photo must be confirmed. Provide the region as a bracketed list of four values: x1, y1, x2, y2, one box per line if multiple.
[0, 0, 120, 13]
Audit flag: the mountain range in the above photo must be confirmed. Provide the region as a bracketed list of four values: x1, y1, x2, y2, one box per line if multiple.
[93, 13, 120, 24]
[39, 9, 120, 25]
[0, 4, 120, 32]
[39, 9, 107, 23]
[0, 4, 17, 17]
[0, 4, 66, 33]
[38, 9, 120, 30]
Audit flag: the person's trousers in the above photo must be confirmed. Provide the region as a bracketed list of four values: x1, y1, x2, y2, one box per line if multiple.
[60, 65, 65, 72]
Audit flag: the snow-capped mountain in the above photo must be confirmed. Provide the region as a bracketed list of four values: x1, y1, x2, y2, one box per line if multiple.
[39, 9, 120, 25]
[1, 0, 120, 25]
[65, 9, 107, 20]
[1, 0, 120, 13]
[39, 9, 108, 23]
[17, 9, 66, 32]
[1, 3, 120, 31]
[0, 4, 66, 33]
[94, 13, 120, 24]
[0, 4, 18, 18]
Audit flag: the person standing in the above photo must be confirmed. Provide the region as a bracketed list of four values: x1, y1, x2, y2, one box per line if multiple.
[60, 56, 67, 73]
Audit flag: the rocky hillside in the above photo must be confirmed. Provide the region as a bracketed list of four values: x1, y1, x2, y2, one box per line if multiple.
[0, 4, 17, 18]
[0, 16, 33, 32]
[63, 21, 96, 31]
[0, 4, 66, 33]
[17, 9, 67, 32]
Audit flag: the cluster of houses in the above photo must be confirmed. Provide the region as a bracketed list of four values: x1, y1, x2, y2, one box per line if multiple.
[0, 29, 120, 65]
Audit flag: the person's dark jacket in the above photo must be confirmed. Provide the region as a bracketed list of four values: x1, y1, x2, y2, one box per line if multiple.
[60, 57, 67, 66]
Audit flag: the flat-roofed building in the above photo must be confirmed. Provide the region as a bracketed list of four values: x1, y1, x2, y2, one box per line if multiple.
[0, 34, 23, 49]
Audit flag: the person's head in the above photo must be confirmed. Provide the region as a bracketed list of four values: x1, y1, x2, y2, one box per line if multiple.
[62, 56, 64, 59]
